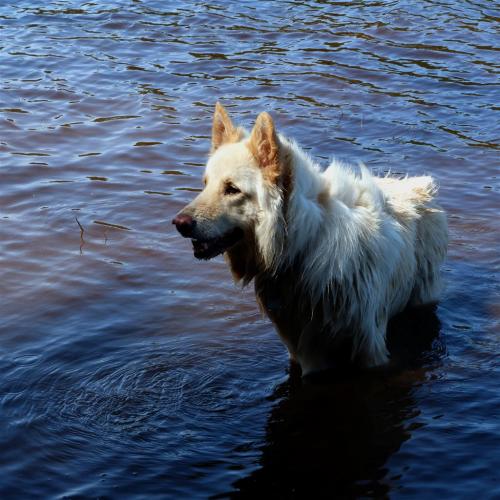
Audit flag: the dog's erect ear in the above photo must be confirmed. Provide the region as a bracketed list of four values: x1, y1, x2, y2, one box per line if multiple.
[211, 102, 241, 153]
[249, 112, 280, 183]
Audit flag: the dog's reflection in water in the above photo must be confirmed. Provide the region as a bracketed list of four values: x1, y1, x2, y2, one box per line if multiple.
[230, 306, 442, 498]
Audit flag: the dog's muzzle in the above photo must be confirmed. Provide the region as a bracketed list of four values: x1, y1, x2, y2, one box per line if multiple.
[173, 213, 244, 260]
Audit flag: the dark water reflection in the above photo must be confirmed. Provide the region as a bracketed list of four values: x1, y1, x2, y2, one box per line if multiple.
[0, 0, 499, 498]
[231, 308, 443, 498]
[234, 372, 417, 498]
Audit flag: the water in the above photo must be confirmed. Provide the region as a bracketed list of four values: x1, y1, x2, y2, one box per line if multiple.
[1, 0, 499, 497]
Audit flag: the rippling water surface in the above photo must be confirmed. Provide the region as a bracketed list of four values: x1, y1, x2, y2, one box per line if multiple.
[1, 1, 499, 497]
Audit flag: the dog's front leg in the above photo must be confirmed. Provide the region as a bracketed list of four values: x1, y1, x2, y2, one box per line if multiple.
[296, 322, 334, 376]
[358, 316, 390, 368]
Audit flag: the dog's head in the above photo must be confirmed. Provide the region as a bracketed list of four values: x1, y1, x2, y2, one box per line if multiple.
[173, 103, 287, 267]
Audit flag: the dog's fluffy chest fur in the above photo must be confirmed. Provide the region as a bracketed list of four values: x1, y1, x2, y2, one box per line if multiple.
[254, 270, 357, 372]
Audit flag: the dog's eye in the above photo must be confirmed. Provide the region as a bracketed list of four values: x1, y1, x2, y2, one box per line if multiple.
[224, 183, 241, 196]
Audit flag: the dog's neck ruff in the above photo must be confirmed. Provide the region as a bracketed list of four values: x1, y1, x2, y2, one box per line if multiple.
[248, 136, 381, 301]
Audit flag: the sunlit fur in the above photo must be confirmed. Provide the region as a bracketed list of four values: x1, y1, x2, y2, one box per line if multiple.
[176, 104, 448, 375]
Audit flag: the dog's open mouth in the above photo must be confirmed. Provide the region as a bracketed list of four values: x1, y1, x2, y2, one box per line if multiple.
[191, 228, 244, 260]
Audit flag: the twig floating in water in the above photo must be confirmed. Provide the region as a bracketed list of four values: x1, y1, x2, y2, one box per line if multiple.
[76, 217, 85, 254]
[75, 216, 84, 237]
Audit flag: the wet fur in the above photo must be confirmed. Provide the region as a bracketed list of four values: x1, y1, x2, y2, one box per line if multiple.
[175, 103, 448, 375]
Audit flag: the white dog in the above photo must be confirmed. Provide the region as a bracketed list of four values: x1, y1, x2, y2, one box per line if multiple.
[173, 103, 448, 375]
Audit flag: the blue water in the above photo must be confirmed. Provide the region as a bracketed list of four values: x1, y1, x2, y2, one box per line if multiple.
[0, 1, 499, 497]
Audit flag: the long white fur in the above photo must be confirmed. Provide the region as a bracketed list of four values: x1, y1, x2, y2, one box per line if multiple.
[179, 116, 448, 374]
[250, 135, 447, 368]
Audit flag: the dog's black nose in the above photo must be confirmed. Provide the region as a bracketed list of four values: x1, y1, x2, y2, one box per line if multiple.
[172, 213, 196, 237]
